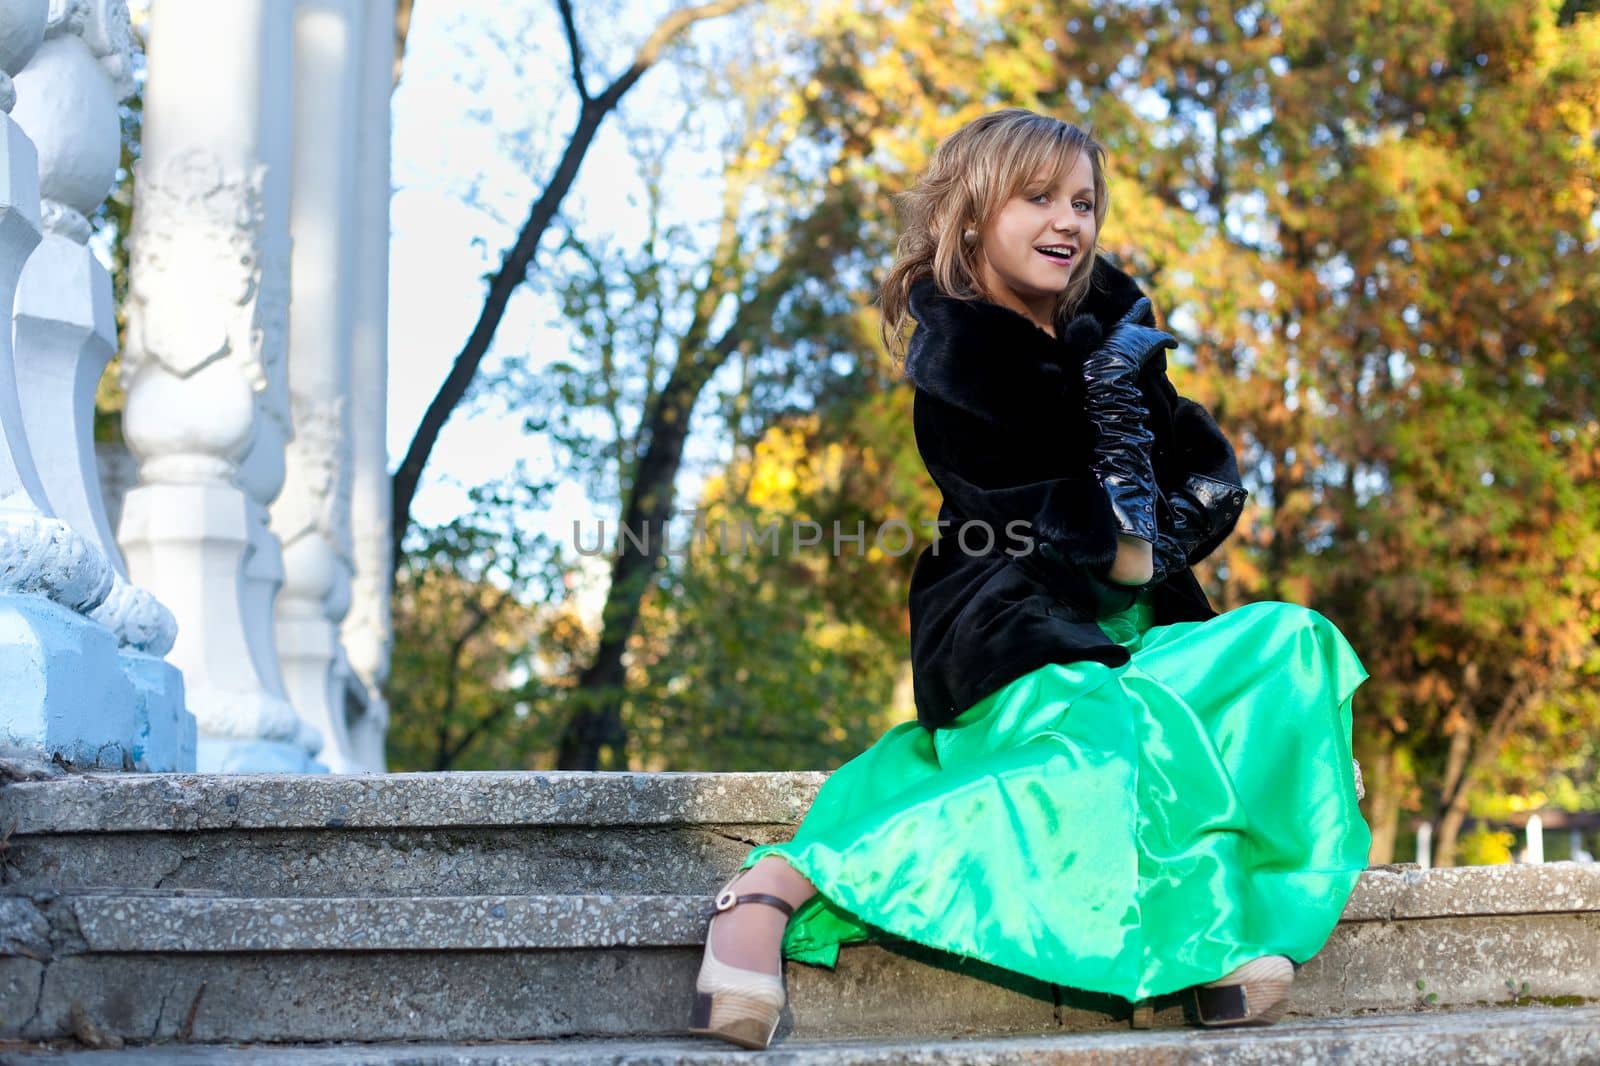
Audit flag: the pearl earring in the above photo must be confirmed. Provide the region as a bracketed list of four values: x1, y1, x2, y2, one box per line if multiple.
[961, 227, 977, 245]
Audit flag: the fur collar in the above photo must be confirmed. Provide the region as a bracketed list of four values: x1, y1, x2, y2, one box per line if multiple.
[903, 256, 1153, 425]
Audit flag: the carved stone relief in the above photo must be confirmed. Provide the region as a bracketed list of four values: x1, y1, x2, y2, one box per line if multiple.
[124, 148, 270, 386]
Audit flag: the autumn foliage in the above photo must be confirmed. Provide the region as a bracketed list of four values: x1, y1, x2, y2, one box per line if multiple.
[385, 0, 1598, 866]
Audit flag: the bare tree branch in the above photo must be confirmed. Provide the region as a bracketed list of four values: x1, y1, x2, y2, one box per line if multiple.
[555, 0, 589, 103]
[390, 0, 756, 573]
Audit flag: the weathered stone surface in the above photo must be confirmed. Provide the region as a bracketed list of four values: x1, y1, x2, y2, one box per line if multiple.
[5, 770, 1594, 917]
[1, 825, 792, 897]
[0, 771, 829, 833]
[1300, 912, 1600, 1013]
[7, 835, 1596, 924]
[0, 744, 67, 782]
[1342, 862, 1600, 921]
[66, 894, 710, 952]
[0, 895, 50, 958]
[0, 956, 44, 1031]
[0, 892, 1593, 1042]
[3, 773, 1596, 1047]
[14, 892, 1597, 969]
[19, 947, 1063, 1043]
[3, 1006, 1598, 1063]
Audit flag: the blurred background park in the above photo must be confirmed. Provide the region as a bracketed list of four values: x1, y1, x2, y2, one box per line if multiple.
[93, 0, 1597, 868]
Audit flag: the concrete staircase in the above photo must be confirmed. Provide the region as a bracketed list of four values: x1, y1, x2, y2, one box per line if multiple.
[0, 772, 1596, 1060]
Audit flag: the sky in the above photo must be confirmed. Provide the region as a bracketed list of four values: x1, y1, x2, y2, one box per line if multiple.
[387, 0, 747, 616]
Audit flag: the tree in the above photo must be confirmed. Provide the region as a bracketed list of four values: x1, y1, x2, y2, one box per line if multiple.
[389, 0, 754, 573]
[376, 0, 1597, 821]
[385, 473, 579, 770]
[964, 0, 1600, 864]
[752, 0, 1599, 858]
[627, 370, 938, 769]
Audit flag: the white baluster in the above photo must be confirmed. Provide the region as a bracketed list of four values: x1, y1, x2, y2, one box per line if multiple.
[1524, 814, 1544, 865]
[1415, 822, 1433, 870]
[0, 1, 48, 512]
[341, 0, 394, 772]
[271, 0, 366, 771]
[119, 0, 319, 771]
[0, 0, 138, 767]
[12, 0, 194, 771]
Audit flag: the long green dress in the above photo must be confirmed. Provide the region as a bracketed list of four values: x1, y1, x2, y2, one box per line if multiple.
[737, 593, 1371, 1002]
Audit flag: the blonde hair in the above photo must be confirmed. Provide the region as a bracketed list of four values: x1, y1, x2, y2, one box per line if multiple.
[877, 108, 1110, 365]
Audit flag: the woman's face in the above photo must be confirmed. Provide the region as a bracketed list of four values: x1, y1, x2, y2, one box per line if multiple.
[973, 150, 1098, 334]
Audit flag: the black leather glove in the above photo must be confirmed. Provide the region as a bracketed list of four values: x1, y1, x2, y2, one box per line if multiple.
[1144, 472, 1249, 583]
[1150, 528, 1189, 587]
[1165, 398, 1249, 571]
[1142, 399, 1250, 585]
[1081, 297, 1178, 547]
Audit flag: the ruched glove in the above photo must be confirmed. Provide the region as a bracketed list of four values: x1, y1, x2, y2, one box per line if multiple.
[1163, 398, 1249, 572]
[1081, 297, 1178, 549]
[1138, 399, 1250, 587]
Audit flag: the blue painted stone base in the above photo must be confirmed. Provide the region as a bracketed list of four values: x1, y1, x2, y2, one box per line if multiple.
[122, 651, 195, 771]
[0, 594, 137, 768]
[197, 735, 327, 773]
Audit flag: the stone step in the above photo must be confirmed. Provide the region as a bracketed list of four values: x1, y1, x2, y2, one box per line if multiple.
[0, 772, 825, 897]
[6, 863, 1600, 951]
[1, 875, 1595, 1045]
[2, 1006, 1598, 1063]
[3, 772, 1596, 1047]
[2, 773, 1594, 908]
[0, 772, 830, 832]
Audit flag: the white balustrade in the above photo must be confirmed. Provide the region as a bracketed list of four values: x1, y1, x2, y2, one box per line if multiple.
[11, 0, 193, 770]
[0, 0, 143, 768]
[0, 0, 393, 772]
[0, 1, 48, 513]
[119, 0, 320, 771]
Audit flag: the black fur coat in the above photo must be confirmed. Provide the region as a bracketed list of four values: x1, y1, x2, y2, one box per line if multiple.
[904, 257, 1248, 730]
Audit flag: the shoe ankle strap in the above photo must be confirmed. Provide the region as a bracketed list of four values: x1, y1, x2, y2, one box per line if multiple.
[712, 886, 795, 918]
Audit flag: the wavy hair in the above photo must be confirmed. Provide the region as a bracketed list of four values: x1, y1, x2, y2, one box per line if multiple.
[877, 109, 1110, 365]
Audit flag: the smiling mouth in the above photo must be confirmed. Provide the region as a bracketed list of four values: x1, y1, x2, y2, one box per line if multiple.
[1036, 245, 1076, 265]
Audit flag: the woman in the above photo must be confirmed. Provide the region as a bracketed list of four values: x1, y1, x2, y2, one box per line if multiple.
[688, 108, 1370, 1050]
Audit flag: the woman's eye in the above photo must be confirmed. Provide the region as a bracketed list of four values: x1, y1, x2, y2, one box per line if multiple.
[1029, 193, 1050, 204]
[1074, 200, 1093, 212]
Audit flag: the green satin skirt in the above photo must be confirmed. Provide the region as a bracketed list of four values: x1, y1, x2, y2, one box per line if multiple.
[739, 595, 1372, 1002]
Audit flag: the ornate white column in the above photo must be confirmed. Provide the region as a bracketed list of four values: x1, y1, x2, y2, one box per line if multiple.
[0, 0, 138, 767]
[272, 0, 364, 771]
[119, 0, 319, 771]
[237, 0, 326, 768]
[0, 0, 51, 512]
[12, 0, 194, 771]
[341, 0, 394, 772]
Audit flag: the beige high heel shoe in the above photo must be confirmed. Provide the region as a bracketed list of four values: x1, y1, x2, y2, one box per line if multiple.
[687, 872, 796, 1049]
[1192, 955, 1295, 1026]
